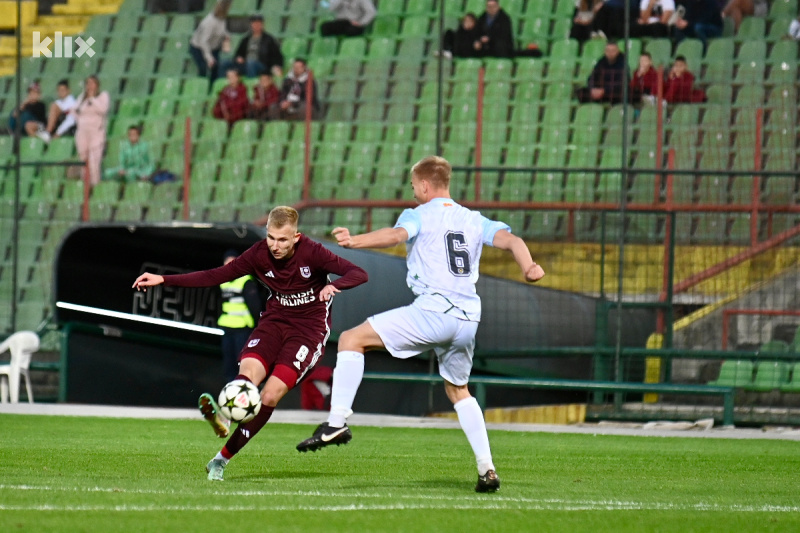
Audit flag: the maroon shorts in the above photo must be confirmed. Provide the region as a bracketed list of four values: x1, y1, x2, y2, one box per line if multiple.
[240, 316, 329, 388]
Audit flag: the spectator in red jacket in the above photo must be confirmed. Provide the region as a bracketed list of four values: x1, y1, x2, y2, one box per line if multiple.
[630, 52, 660, 103]
[250, 72, 281, 121]
[212, 68, 250, 126]
[664, 56, 707, 103]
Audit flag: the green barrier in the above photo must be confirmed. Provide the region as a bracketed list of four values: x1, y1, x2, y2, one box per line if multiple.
[361, 372, 736, 427]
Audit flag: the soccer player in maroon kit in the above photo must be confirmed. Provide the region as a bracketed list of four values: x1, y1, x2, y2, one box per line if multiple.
[132, 206, 368, 480]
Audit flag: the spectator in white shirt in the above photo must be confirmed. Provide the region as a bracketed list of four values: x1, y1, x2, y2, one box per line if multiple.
[46, 79, 77, 138]
[633, 0, 675, 37]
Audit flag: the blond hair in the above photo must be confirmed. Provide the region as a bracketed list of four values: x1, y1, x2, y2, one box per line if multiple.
[267, 206, 299, 230]
[411, 155, 451, 190]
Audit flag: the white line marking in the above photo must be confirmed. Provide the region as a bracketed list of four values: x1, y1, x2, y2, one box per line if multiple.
[0, 485, 797, 513]
[56, 302, 224, 335]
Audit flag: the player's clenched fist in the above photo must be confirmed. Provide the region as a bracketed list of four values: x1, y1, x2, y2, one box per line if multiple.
[332, 227, 353, 247]
[525, 263, 545, 283]
[132, 272, 165, 291]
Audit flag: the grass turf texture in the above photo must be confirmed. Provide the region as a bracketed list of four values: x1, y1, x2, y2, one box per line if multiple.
[1, 415, 798, 532]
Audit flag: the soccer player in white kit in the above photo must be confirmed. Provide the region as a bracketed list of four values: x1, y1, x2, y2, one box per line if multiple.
[297, 155, 545, 492]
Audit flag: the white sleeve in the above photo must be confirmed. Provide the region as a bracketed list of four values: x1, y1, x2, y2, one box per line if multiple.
[394, 208, 421, 241]
[480, 216, 511, 246]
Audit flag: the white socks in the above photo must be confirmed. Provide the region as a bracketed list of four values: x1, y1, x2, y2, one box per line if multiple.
[327, 351, 364, 428]
[213, 452, 229, 465]
[454, 396, 495, 476]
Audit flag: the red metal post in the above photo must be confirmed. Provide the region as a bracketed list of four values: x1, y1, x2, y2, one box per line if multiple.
[655, 65, 664, 203]
[302, 69, 314, 202]
[475, 66, 485, 201]
[722, 309, 800, 350]
[751, 108, 763, 246]
[656, 148, 676, 333]
[81, 164, 90, 221]
[183, 116, 191, 220]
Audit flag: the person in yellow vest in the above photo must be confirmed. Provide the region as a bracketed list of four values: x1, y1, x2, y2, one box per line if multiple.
[219, 249, 261, 382]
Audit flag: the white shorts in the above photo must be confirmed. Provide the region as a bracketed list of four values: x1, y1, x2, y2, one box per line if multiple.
[368, 303, 479, 386]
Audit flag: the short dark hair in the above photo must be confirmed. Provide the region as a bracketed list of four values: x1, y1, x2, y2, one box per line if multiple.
[640, 52, 651, 59]
[57, 79, 69, 88]
[128, 124, 141, 134]
[294, 57, 307, 66]
[675, 55, 687, 63]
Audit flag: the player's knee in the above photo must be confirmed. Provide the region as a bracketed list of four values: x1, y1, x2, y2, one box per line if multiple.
[338, 328, 362, 352]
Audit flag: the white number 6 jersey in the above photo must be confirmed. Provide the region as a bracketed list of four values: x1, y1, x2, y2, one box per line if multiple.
[394, 198, 510, 322]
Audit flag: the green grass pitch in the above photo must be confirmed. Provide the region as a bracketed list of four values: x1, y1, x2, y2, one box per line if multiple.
[1, 414, 798, 532]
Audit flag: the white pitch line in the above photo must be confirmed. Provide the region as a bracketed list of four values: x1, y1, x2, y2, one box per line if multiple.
[1, 485, 798, 513]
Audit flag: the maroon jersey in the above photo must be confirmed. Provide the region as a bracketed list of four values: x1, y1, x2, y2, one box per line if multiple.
[162, 235, 368, 324]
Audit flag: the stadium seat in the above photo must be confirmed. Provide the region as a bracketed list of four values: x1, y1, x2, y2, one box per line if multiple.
[736, 17, 766, 41]
[747, 360, 790, 391]
[371, 15, 401, 36]
[644, 39, 671, 67]
[780, 363, 800, 393]
[514, 58, 545, 81]
[401, 15, 433, 36]
[709, 360, 755, 387]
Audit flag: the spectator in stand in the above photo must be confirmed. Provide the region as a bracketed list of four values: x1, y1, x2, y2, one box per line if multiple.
[250, 72, 281, 121]
[590, 0, 640, 40]
[476, 0, 515, 58]
[722, 0, 767, 33]
[630, 52, 660, 103]
[103, 125, 155, 182]
[576, 41, 628, 104]
[269, 58, 321, 121]
[213, 68, 251, 126]
[671, 0, 723, 49]
[441, 13, 481, 59]
[633, 0, 674, 37]
[319, 0, 377, 38]
[45, 79, 77, 138]
[220, 14, 284, 79]
[569, 0, 602, 43]
[72, 75, 110, 187]
[189, 0, 231, 80]
[664, 55, 707, 103]
[7, 81, 48, 140]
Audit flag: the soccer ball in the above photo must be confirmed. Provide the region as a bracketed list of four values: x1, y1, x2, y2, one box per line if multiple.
[218, 379, 262, 423]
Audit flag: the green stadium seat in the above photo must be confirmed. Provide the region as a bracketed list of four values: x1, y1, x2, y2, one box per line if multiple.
[229, 120, 261, 144]
[513, 81, 542, 102]
[734, 41, 767, 83]
[550, 18, 574, 41]
[307, 37, 336, 58]
[542, 81, 573, 102]
[363, 58, 393, 81]
[514, 58, 545, 81]
[644, 38, 671, 67]
[518, 15, 551, 45]
[338, 38, 367, 58]
[747, 359, 790, 391]
[703, 38, 735, 81]
[572, 104, 604, 146]
[484, 58, 515, 81]
[550, 39, 579, 60]
[780, 363, 800, 393]
[371, 15, 401, 36]
[401, 15, 433, 36]
[354, 102, 384, 121]
[736, 17, 766, 40]
[769, 0, 798, 18]
[18, 138, 45, 161]
[673, 39, 703, 68]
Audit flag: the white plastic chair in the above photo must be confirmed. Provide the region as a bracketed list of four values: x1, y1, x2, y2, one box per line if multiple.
[0, 331, 40, 403]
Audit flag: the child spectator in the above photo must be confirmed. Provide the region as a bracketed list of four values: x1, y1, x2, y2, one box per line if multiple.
[8, 81, 48, 140]
[212, 69, 250, 126]
[104, 125, 155, 182]
[664, 56, 706, 103]
[630, 52, 660, 103]
[250, 73, 281, 121]
[441, 13, 482, 59]
[46, 79, 77, 138]
[269, 58, 321, 121]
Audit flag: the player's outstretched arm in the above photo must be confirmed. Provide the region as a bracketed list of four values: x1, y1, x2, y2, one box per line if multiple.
[132, 273, 165, 291]
[332, 226, 408, 249]
[491, 230, 545, 282]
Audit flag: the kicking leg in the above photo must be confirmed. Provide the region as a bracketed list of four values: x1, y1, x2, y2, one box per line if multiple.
[445, 380, 500, 493]
[206, 360, 289, 481]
